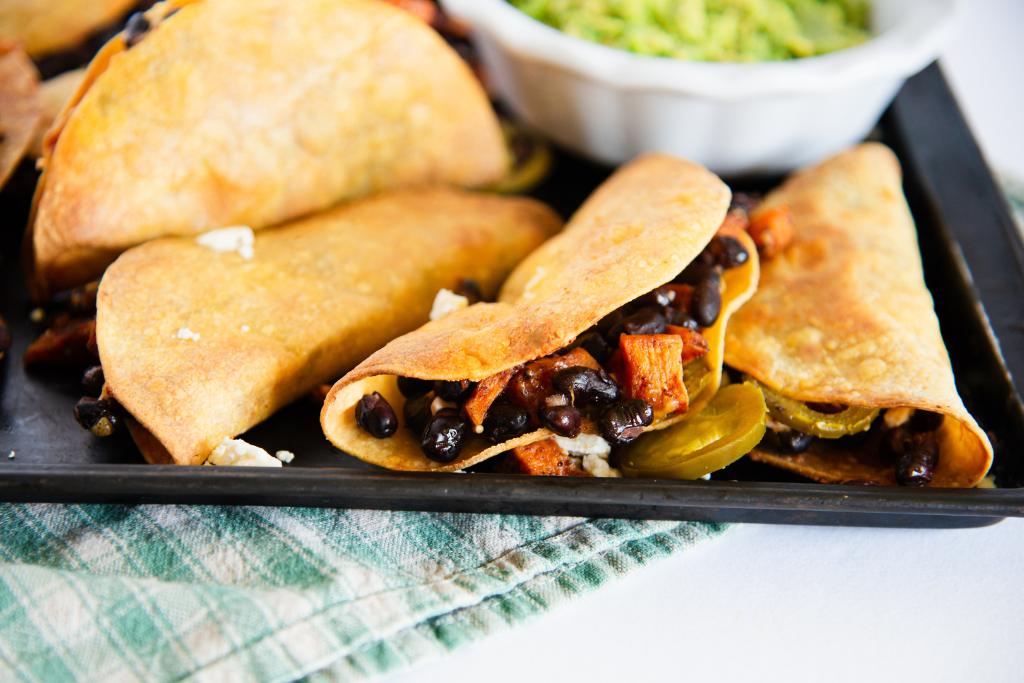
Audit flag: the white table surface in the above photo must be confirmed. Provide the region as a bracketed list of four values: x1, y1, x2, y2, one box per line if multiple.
[393, 4, 1024, 681]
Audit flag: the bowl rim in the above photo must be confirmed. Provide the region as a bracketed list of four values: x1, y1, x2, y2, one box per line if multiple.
[440, 0, 960, 99]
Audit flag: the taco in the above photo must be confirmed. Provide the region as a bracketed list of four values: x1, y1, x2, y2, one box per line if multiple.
[322, 154, 760, 476]
[0, 41, 40, 189]
[0, 0, 137, 58]
[724, 143, 992, 487]
[95, 187, 559, 465]
[28, 0, 506, 298]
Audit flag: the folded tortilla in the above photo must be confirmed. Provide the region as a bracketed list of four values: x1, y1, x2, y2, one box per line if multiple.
[0, 0, 136, 58]
[724, 143, 992, 487]
[28, 0, 507, 299]
[28, 66, 83, 157]
[0, 41, 40, 189]
[322, 154, 760, 472]
[97, 187, 559, 465]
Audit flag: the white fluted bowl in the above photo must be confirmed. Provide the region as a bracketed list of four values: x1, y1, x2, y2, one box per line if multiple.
[441, 0, 959, 175]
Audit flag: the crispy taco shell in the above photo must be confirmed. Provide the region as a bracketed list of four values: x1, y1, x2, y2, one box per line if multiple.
[725, 143, 992, 487]
[0, 0, 137, 58]
[97, 187, 559, 465]
[27, 66, 82, 157]
[28, 0, 506, 298]
[322, 154, 759, 472]
[0, 41, 40, 189]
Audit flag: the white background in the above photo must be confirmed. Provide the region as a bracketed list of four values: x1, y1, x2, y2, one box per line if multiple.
[393, 3, 1024, 681]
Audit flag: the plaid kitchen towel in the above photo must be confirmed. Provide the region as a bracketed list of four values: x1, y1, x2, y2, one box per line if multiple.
[0, 504, 725, 681]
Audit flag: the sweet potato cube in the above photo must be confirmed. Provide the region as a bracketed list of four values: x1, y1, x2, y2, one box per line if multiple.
[749, 204, 795, 258]
[666, 325, 710, 363]
[618, 334, 688, 416]
[502, 439, 585, 477]
[464, 367, 517, 426]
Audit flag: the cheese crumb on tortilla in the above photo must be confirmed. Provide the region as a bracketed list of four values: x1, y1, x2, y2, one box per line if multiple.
[207, 438, 282, 467]
[429, 288, 469, 320]
[196, 226, 255, 260]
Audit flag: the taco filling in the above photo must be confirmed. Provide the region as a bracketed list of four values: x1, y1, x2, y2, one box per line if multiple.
[724, 144, 992, 488]
[322, 155, 767, 475]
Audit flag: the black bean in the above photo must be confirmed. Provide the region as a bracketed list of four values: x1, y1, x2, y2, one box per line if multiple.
[403, 393, 433, 434]
[482, 403, 531, 444]
[675, 260, 718, 286]
[776, 429, 814, 454]
[420, 410, 468, 463]
[74, 397, 120, 437]
[397, 376, 433, 399]
[691, 270, 722, 327]
[573, 331, 611, 364]
[707, 235, 749, 269]
[596, 309, 625, 335]
[600, 399, 654, 445]
[633, 286, 674, 310]
[541, 405, 582, 438]
[896, 443, 938, 486]
[434, 380, 476, 403]
[553, 367, 620, 406]
[124, 12, 151, 48]
[908, 410, 944, 433]
[355, 392, 398, 438]
[730, 192, 762, 214]
[81, 365, 105, 396]
[665, 308, 698, 330]
[612, 308, 666, 339]
[454, 277, 485, 304]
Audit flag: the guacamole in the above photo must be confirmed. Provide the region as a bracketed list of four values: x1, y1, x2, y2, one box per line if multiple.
[509, 0, 871, 62]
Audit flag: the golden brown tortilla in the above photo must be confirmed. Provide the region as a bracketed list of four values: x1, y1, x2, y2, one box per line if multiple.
[322, 154, 759, 472]
[27, 0, 507, 299]
[27, 66, 82, 157]
[725, 143, 992, 487]
[0, 41, 40, 189]
[97, 187, 559, 465]
[0, 0, 137, 58]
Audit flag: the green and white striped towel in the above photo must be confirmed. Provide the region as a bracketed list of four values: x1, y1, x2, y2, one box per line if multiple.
[0, 504, 725, 680]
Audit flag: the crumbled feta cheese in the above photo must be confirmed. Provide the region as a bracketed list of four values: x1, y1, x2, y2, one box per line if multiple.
[555, 434, 620, 477]
[883, 407, 914, 429]
[175, 327, 201, 341]
[700, 473, 711, 480]
[196, 226, 255, 260]
[206, 438, 282, 467]
[430, 396, 457, 415]
[274, 450, 295, 464]
[553, 433, 611, 457]
[581, 453, 621, 478]
[429, 289, 469, 321]
[6, 450, 14, 460]
[240, 325, 250, 333]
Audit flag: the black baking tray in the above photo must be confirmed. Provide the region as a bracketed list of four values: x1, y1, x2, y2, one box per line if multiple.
[2, 63, 1023, 527]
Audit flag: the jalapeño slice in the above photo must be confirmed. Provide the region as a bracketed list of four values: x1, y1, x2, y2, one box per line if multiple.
[759, 384, 878, 439]
[619, 382, 767, 480]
